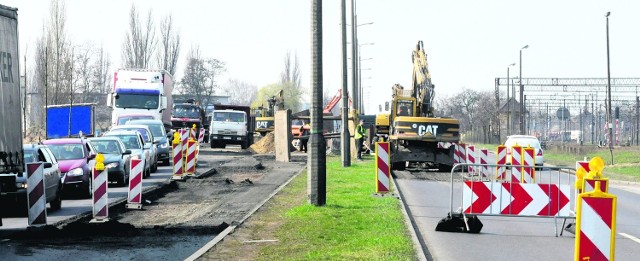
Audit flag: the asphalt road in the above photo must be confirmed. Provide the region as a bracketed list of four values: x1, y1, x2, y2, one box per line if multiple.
[396, 161, 640, 260]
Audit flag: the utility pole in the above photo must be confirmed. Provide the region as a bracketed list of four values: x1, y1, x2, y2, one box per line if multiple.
[340, 0, 351, 167]
[605, 11, 613, 164]
[309, 0, 326, 206]
[519, 45, 529, 135]
[350, 0, 358, 115]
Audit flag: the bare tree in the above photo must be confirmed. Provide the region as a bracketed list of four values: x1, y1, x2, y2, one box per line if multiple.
[46, 0, 72, 105]
[280, 51, 301, 88]
[72, 43, 95, 103]
[178, 46, 226, 105]
[223, 79, 257, 106]
[122, 4, 156, 69]
[93, 44, 112, 95]
[156, 14, 181, 76]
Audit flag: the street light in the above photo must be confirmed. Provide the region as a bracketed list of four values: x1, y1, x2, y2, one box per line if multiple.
[507, 63, 516, 136]
[605, 11, 613, 163]
[519, 44, 529, 135]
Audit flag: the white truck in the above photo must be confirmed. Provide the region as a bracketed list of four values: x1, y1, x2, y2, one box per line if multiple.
[209, 104, 253, 149]
[107, 69, 174, 130]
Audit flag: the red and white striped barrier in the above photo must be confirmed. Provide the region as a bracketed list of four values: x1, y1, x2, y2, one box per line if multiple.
[190, 127, 197, 141]
[510, 145, 523, 183]
[455, 143, 466, 166]
[615, 119, 619, 145]
[496, 145, 507, 180]
[185, 139, 197, 176]
[172, 135, 185, 180]
[479, 148, 489, 178]
[522, 146, 536, 183]
[463, 181, 571, 216]
[466, 145, 476, 173]
[375, 142, 391, 193]
[91, 154, 109, 222]
[126, 158, 143, 209]
[575, 183, 617, 261]
[26, 163, 47, 226]
[198, 128, 205, 144]
[181, 128, 189, 158]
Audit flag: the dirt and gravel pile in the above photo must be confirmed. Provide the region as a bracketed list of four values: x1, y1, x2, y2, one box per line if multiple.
[250, 132, 276, 154]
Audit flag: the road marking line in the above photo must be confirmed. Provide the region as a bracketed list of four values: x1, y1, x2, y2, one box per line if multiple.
[619, 232, 640, 244]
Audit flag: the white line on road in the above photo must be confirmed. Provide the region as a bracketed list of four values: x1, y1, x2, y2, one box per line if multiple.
[619, 232, 640, 244]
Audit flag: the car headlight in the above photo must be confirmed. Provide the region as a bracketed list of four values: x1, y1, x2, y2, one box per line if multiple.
[106, 162, 119, 169]
[160, 142, 169, 148]
[67, 168, 84, 177]
[16, 182, 27, 189]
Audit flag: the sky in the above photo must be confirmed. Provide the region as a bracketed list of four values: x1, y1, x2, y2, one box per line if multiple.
[4, 0, 640, 114]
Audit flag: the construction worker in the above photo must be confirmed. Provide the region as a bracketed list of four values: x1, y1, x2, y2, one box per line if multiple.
[355, 119, 366, 160]
[299, 124, 310, 153]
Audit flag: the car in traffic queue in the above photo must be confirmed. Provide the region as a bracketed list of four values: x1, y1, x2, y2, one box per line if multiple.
[104, 130, 151, 178]
[115, 113, 155, 126]
[87, 137, 132, 187]
[125, 119, 172, 166]
[0, 144, 63, 214]
[42, 138, 97, 198]
[110, 125, 158, 172]
[504, 135, 544, 168]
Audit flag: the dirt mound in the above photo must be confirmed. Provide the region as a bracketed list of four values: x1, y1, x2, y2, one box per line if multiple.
[250, 132, 275, 154]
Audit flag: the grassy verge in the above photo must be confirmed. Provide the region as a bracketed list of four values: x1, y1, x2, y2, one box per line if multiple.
[204, 155, 417, 260]
[471, 143, 499, 152]
[543, 146, 640, 182]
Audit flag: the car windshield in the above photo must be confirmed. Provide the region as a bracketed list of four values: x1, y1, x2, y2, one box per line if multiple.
[137, 123, 164, 137]
[90, 140, 122, 154]
[214, 111, 245, 122]
[115, 93, 159, 109]
[115, 127, 151, 142]
[110, 135, 142, 150]
[506, 137, 541, 149]
[48, 144, 85, 160]
[173, 105, 201, 118]
[118, 115, 154, 125]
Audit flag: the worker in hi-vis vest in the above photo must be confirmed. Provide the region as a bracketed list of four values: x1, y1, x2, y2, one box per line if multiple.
[355, 119, 366, 160]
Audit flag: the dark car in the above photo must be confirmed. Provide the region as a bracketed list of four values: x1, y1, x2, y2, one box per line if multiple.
[43, 138, 97, 198]
[126, 119, 172, 166]
[0, 144, 63, 214]
[88, 137, 132, 187]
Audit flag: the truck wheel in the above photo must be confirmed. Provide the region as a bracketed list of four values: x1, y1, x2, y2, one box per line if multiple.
[241, 141, 248, 149]
[210, 140, 215, 148]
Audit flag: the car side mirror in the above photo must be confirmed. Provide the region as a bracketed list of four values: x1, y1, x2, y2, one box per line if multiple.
[123, 149, 132, 155]
[153, 140, 159, 145]
[43, 162, 53, 168]
[88, 153, 96, 160]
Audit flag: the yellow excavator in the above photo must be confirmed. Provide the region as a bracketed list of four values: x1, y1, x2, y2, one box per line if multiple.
[254, 90, 284, 136]
[375, 41, 460, 171]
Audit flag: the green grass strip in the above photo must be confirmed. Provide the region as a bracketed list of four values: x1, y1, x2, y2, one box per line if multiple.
[257, 155, 417, 260]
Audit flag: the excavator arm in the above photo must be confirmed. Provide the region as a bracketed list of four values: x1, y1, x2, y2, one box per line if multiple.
[323, 89, 353, 114]
[412, 41, 435, 117]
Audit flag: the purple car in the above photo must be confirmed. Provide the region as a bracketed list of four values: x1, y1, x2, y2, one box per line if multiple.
[43, 138, 97, 198]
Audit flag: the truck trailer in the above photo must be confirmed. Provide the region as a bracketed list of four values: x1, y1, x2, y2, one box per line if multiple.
[0, 4, 22, 176]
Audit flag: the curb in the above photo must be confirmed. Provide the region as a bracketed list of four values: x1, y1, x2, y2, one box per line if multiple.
[184, 163, 306, 261]
[392, 176, 431, 261]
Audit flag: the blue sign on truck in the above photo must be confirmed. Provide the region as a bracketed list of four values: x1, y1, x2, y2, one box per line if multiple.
[46, 104, 95, 138]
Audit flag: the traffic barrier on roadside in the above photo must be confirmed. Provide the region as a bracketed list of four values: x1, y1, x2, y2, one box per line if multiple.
[479, 148, 489, 178]
[615, 119, 619, 145]
[582, 157, 609, 193]
[375, 142, 391, 193]
[181, 128, 189, 158]
[522, 146, 536, 183]
[574, 181, 617, 261]
[91, 154, 109, 223]
[495, 145, 507, 180]
[26, 162, 47, 226]
[172, 132, 185, 180]
[190, 125, 197, 141]
[126, 158, 143, 209]
[466, 145, 476, 172]
[440, 163, 574, 235]
[455, 143, 466, 166]
[510, 144, 523, 182]
[185, 139, 197, 176]
[198, 128, 205, 144]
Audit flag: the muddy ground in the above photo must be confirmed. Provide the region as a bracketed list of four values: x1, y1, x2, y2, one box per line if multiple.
[0, 148, 306, 260]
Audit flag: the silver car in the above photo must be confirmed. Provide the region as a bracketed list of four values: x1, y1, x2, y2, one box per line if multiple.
[104, 130, 151, 178]
[110, 125, 159, 173]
